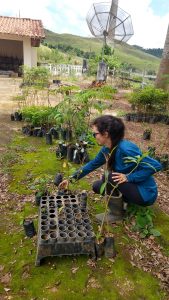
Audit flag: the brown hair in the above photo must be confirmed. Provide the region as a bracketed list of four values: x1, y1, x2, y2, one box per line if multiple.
[91, 115, 125, 169]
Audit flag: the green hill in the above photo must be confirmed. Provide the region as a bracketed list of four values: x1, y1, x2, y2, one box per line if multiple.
[44, 29, 160, 73]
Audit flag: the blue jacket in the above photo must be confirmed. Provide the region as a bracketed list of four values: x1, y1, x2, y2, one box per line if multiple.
[72, 140, 162, 204]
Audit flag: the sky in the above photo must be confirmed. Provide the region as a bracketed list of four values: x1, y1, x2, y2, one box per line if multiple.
[1, 0, 169, 48]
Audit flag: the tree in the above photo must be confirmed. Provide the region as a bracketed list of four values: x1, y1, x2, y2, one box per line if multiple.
[102, 45, 113, 56]
[155, 24, 169, 90]
[88, 54, 121, 76]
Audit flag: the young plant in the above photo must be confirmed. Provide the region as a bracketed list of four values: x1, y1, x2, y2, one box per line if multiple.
[21, 65, 50, 88]
[123, 151, 157, 174]
[97, 147, 118, 241]
[30, 175, 52, 197]
[128, 86, 168, 114]
[126, 204, 161, 238]
[97, 180, 119, 242]
[21, 105, 57, 128]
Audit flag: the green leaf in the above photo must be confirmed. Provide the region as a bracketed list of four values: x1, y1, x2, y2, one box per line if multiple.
[104, 170, 109, 181]
[136, 215, 148, 228]
[100, 182, 107, 195]
[123, 156, 137, 161]
[140, 161, 157, 172]
[96, 232, 102, 241]
[140, 232, 147, 238]
[70, 167, 76, 173]
[149, 229, 161, 237]
[135, 155, 141, 159]
[142, 229, 149, 235]
[124, 159, 136, 164]
[20, 220, 24, 225]
[145, 214, 153, 223]
[142, 152, 149, 158]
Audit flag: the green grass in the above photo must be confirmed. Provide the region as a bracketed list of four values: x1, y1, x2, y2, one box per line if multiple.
[0, 229, 166, 300]
[115, 43, 160, 72]
[154, 206, 169, 256]
[0, 225, 166, 300]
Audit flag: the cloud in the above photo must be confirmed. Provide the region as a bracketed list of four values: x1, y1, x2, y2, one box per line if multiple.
[1, 0, 169, 48]
[119, 0, 169, 48]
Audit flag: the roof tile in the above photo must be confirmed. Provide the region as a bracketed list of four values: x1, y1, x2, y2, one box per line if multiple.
[0, 16, 45, 38]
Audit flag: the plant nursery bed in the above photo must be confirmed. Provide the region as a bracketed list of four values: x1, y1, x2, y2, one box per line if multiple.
[36, 194, 96, 266]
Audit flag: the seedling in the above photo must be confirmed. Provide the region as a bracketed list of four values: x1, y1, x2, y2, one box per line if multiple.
[126, 204, 161, 238]
[30, 175, 52, 197]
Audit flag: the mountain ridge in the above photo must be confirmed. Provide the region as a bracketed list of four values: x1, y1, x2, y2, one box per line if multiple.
[43, 29, 161, 72]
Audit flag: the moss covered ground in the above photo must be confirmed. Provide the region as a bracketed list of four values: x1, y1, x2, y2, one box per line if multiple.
[0, 132, 168, 300]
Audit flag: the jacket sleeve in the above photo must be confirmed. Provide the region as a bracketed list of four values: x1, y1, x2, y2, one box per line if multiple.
[71, 147, 108, 180]
[125, 152, 162, 183]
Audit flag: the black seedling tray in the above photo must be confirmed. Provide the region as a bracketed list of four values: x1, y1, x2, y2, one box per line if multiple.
[35, 194, 96, 266]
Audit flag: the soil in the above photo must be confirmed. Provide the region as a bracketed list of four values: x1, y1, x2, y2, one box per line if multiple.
[0, 114, 21, 150]
[0, 78, 22, 150]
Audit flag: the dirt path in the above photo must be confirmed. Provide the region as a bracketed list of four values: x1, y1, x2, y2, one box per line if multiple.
[0, 77, 22, 149]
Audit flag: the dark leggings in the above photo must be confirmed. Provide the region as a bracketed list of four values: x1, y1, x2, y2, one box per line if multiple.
[92, 173, 150, 206]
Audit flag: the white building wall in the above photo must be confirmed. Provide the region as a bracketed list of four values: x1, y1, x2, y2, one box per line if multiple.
[23, 38, 32, 67]
[31, 47, 37, 67]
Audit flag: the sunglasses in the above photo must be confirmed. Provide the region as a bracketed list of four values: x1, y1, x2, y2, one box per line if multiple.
[92, 132, 100, 138]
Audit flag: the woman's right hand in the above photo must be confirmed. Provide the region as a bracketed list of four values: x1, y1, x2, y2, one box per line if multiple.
[58, 179, 69, 189]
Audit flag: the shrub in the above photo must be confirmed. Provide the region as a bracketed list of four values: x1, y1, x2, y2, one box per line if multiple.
[128, 86, 169, 113]
[21, 106, 58, 127]
[21, 66, 50, 88]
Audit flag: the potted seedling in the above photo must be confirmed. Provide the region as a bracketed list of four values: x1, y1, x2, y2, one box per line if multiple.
[19, 204, 36, 238]
[104, 236, 116, 258]
[94, 149, 120, 258]
[124, 113, 131, 122]
[143, 128, 152, 140]
[23, 218, 36, 238]
[10, 113, 15, 121]
[46, 131, 53, 145]
[95, 187, 120, 259]
[30, 175, 52, 206]
[55, 159, 77, 196]
[95, 230, 105, 258]
[54, 173, 63, 187]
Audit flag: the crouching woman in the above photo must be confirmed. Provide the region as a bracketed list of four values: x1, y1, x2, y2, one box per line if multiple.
[59, 115, 162, 209]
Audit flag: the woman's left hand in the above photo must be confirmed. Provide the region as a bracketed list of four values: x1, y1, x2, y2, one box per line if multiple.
[112, 172, 128, 184]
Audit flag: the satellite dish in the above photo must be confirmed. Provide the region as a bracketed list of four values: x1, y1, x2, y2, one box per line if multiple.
[86, 1, 134, 46]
